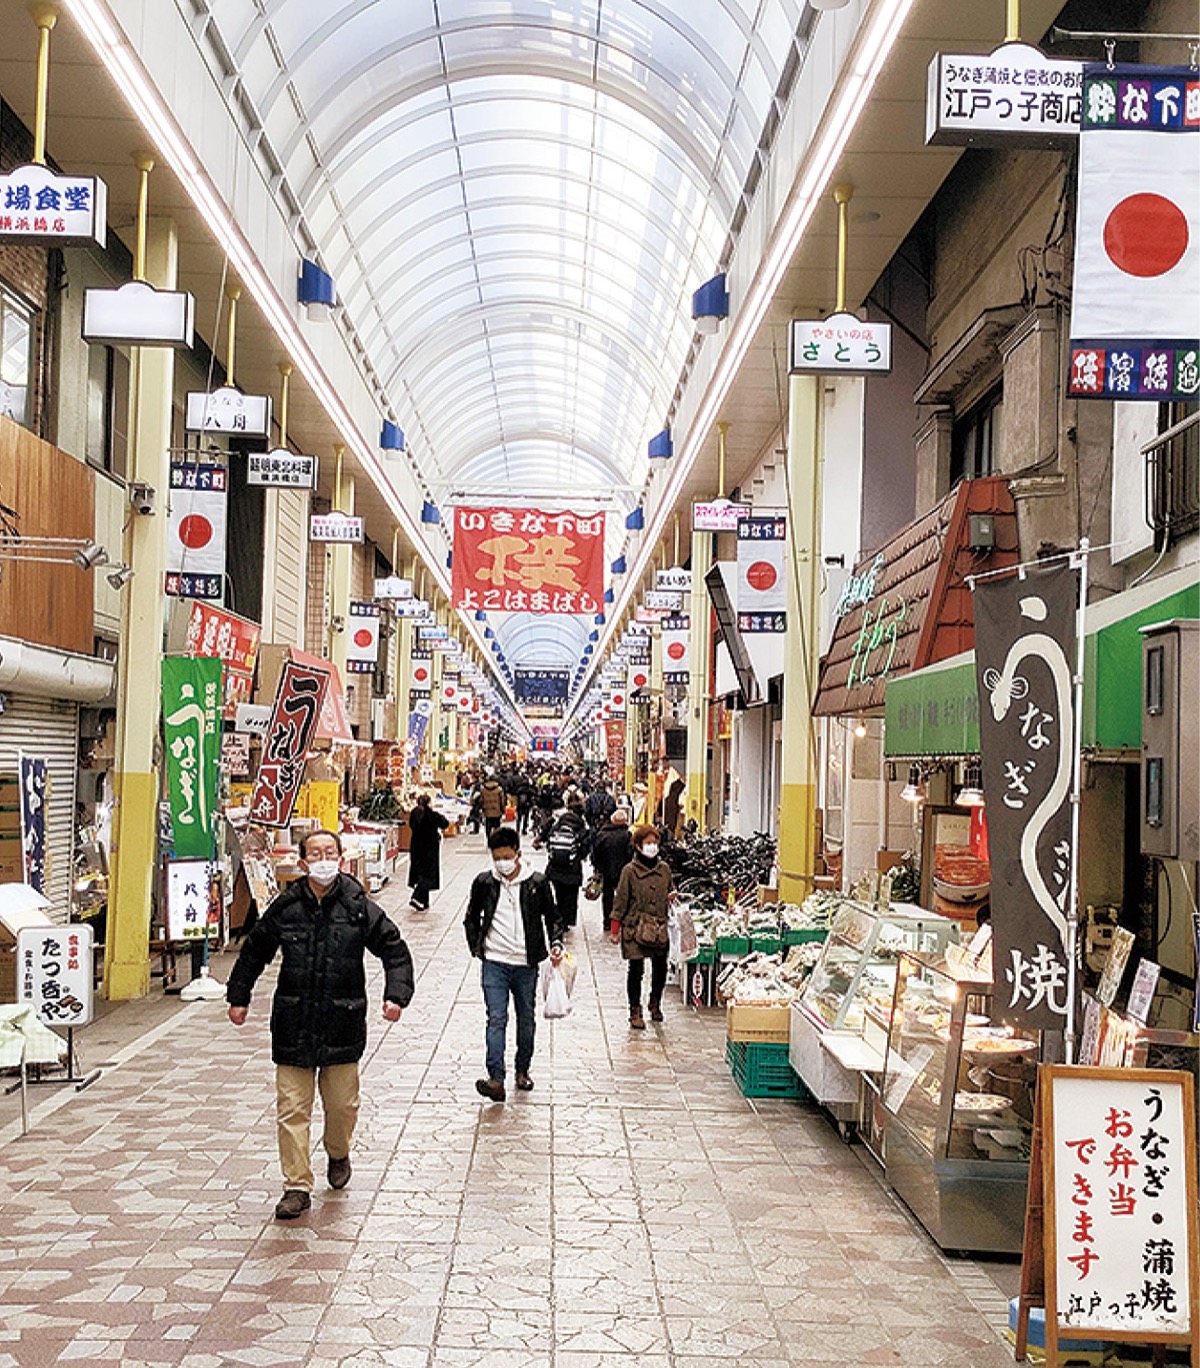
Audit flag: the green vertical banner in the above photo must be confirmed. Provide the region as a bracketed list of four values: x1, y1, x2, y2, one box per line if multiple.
[162, 656, 224, 858]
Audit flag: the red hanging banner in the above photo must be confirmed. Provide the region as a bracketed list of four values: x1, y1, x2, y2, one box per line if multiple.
[452, 506, 605, 614]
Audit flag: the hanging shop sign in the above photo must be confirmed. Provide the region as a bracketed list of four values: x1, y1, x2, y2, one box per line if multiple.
[18, 923, 94, 1027]
[455, 689, 474, 712]
[0, 164, 106, 247]
[627, 662, 651, 694]
[693, 497, 749, 532]
[184, 601, 260, 717]
[604, 719, 625, 775]
[166, 462, 227, 601]
[247, 448, 317, 489]
[636, 604, 672, 623]
[431, 639, 461, 653]
[626, 621, 653, 638]
[925, 45, 1083, 147]
[736, 516, 787, 633]
[185, 387, 272, 438]
[441, 680, 458, 708]
[234, 702, 270, 737]
[451, 506, 605, 614]
[1040, 1065, 1198, 1351]
[345, 601, 381, 674]
[788, 313, 892, 376]
[393, 597, 430, 618]
[973, 562, 1078, 1032]
[164, 857, 220, 941]
[374, 576, 413, 600]
[81, 281, 195, 349]
[221, 731, 251, 778]
[1068, 64, 1199, 403]
[310, 512, 364, 543]
[513, 669, 570, 707]
[656, 567, 692, 593]
[162, 656, 223, 859]
[406, 698, 432, 760]
[661, 615, 691, 687]
[18, 753, 47, 896]
[645, 589, 683, 611]
[410, 654, 433, 692]
[419, 625, 448, 641]
[251, 659, 331, 827]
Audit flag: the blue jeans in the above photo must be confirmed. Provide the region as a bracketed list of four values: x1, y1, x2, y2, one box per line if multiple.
[481, 959, 538, 1082]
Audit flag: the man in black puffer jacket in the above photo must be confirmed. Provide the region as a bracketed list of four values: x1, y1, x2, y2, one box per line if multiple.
[227, 829, 414, 1220]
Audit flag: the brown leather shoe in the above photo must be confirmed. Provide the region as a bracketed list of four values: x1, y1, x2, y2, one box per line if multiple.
[515, 1072, 534, 1091]
[629, 1010, 646, 1030]
[274, 1190, 311, 1220]
[649, 1002, 664, 1023]
[327, 1155, 352, 1190]
[475, 1077, 506, 1102]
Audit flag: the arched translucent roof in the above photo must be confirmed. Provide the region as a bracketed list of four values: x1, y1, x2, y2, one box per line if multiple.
[204, 0, 808, 677]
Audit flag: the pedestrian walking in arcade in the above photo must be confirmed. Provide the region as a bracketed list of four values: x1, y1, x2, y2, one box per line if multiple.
[479, 772, 508, 836]
[406, 791, 450, 911]
[614, 824, 672, 1030]
[590, 806, 633, 942]
[544, 791, 590, 932]
[225, 829, 414, 1220]
[464, 825, 564, 1101]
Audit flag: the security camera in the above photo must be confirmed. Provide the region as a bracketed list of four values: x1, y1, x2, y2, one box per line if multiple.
[129, 482, 157, 515]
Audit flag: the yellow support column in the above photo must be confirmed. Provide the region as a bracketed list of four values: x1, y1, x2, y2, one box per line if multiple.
[684, 528, 713, 829]
[104, 197, 178, 1000]
[777, 375, 824, 903]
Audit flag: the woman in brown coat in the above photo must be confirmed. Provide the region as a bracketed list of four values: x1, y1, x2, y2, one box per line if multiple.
[613, 824, 673, 1029]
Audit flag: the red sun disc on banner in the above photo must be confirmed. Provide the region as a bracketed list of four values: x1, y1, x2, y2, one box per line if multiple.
[414, 667, 429, 682]
[179, 515, 214, 549]
[353, 629, 373, 648]
[746, 561, 778, 591]
[613, 694, 624, 706]
[667, 642, 686, 661]
[1103, 193, 1189, 278]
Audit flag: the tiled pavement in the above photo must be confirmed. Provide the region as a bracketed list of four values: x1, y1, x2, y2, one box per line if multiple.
[0, 836, 1021, 1367]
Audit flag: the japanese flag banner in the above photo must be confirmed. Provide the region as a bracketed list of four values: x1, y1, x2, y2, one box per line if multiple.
[661, 615, 690, 685]
[736, 516, 787, 633]
[167, 462, 227, 580]
[973, 562, 1079, 1032]
[1068, 65, 1199, 401]
[345, 601, 381, 674]
[451, 506, 605, 614]
[628, 661, 651, 695]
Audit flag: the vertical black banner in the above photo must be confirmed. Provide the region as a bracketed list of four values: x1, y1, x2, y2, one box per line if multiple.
[974, 564, 1078, 1031]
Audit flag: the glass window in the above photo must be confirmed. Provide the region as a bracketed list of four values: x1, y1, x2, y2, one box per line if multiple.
[950, 387, 1002, 488]
[0, 283, 35, 430]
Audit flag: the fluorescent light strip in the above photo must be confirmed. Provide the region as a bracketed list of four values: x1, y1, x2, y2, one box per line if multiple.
[566, 0, 916, 722]
[65, 0, 519, 711]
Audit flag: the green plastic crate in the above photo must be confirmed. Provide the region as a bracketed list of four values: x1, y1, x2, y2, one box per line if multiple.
[749, 935, 782, 955]
[716, 935, 750, 956]
[782, 927, 829, 947]
[688, 945, 716, 966]
[725, 1039, 807, 1099]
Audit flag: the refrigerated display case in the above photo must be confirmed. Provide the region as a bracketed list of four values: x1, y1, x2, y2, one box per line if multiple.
[880, 952, 1039, 1254]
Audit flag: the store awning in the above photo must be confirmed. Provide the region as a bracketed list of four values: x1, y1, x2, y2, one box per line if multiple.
[885, 565, 1199, 757]
[290, 650, 355, 745]
[814, 477, 1018, 717]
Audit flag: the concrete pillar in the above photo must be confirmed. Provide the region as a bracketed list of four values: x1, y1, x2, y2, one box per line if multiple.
[104, 218, 178, 1001]
[778, 375, 824, 903]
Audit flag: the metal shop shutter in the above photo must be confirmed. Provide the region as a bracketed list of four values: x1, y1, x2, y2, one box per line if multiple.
[0, 694, 79, 924]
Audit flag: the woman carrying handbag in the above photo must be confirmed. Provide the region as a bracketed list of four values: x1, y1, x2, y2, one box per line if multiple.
[612, 824, 672, 1029]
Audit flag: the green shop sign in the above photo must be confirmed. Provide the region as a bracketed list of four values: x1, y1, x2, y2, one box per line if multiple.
[885, 654, 979, 757]
[162, 656, 223, 858]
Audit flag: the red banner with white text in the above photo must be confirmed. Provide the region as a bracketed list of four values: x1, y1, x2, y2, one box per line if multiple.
[452, 506, 605, 614]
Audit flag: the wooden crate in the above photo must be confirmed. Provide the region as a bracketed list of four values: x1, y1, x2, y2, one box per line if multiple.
[726, 1002, 791, 1044]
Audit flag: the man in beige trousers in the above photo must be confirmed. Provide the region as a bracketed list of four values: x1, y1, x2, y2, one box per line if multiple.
[226, 830, 414, 1219]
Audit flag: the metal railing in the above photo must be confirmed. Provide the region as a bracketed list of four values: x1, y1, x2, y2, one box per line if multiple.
[1143, 409, 1200, 548]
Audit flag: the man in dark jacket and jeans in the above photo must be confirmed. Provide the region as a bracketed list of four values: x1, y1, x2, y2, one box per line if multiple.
[464, 825, 563, 1102]
[227, 829, 414, 1219]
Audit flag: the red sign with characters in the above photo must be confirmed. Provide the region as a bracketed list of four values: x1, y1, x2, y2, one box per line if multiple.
[251, 660, 330, 827]
[452, 506, 605, 615]
[185, 602, 261, 717]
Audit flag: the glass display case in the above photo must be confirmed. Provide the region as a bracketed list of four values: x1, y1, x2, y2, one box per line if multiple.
[880, 952, 1039, 1254]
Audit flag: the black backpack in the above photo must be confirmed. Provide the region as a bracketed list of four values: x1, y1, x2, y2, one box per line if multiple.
[547, 820, 580, 866]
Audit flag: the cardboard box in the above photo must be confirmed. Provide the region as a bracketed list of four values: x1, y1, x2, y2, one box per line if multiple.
[726, 1002, 791, 1044]
[756, 885, 779, 906]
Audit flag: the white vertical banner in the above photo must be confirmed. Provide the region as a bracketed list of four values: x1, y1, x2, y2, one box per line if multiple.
[661, 615, 690, 686]
[166, 462, 227, 599]
[736, 515, 787, 632]
[345, 601, 381, 674]
[627, 661, 651, 695]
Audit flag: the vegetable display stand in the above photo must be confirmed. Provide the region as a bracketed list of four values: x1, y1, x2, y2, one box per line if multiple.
[726, 1040, 807, 1100]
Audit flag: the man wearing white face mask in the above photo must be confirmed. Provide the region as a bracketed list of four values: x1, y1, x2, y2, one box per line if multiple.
[464, 825, 563, 1101]
[227, 829, 414, 1219]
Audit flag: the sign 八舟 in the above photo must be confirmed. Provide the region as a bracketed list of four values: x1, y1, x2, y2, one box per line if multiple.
[310, 512, 364, 542]
[1068, 64, 1199, 403]
[185, 387, 271, 437]
[164, 858, 220, 941]
[452, 506, 605, 615]
[0, 165, 107, 247]
[162, 657, 223, 859]
[18, 924, 94, 1026]
[926, 45, 1084, 146]
[251, 660, 331, 827]
[247, 448, 317, 489]
[789, 313, 892, 376]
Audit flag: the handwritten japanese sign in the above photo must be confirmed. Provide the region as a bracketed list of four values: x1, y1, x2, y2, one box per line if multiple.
[162, 657, 223, 859]
[926, 45, 1083, 147]
[250, 659, 330, 827]
[0, 165, 107, 247]
[164, 858, 221, 941]
[451, 506, 605, 614]
[974, 564, 1078, 1031]
[1046, 1066, 1197, 1345]
[789, 312, 891, 376]
[17, 924, 94, 1027]
[18, 754, 47, 895]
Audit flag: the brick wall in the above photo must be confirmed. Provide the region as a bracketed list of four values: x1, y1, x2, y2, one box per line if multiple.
[305, 498, 329, 657]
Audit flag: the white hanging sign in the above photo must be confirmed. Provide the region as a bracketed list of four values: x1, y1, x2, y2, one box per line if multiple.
[346, 601, 381, 674]
[186, 387, 272, 437]
[737, 515, 787, 632]
[656, 567, 692, 592]
[926, 45, 1084, 147]
[82, 281, 195, 349]
[374, 577, 413, 600]
[661, 615, 690, 685]
[789, 313, 891, 376]
[310, 512, 364, 543]
[247, 450, 317, 489]
[166, 462, 226, 601]
[0, 165, 107, 247]
[693, 498, 749, 532]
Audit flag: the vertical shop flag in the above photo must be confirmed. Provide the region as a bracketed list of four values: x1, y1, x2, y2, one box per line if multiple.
[452, 506, 605, 613]
[973, 563, 1079, 1032]
[1068, 64, 1199, 400]
[184, 601, 261, 716]
[346, 601, 381, 673]
[165, 462, 227, 600]
[628, 661, 651, 695]
[661, 615, 691, 686]
[737, 516, 787, 632]
[604, 720, 625, 775]
[18, 753, 47, 894]
[162, 656, 224, 858]
[406, 698, 432, 760]
[251, 659, 330, 827]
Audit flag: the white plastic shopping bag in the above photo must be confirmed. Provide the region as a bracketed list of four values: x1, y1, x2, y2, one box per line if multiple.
[540, 956, 575, 1019]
